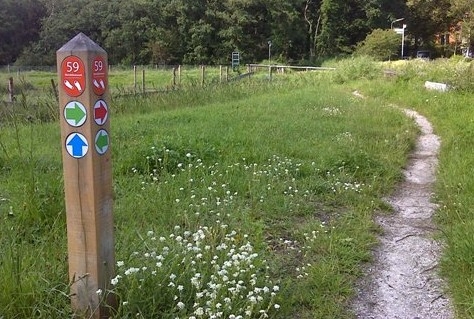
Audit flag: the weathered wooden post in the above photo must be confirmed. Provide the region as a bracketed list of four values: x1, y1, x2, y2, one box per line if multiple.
[219, 65, 223, 84]
[56, 32, 115, 318]
[133, 65, 137, 91]
[51, 79, 59, 102]
[172, 66, 177, 87]
[178, 65, 181, 86]
[142, 69, 146, 93]
[201, 65, 205, 87]
[8, 77, 14, 103]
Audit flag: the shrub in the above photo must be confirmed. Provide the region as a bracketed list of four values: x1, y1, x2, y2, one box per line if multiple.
[355, 29, 400, 61]
[328, 56, 382, 84]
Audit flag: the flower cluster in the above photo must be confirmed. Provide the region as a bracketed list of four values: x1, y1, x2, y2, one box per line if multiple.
[325, 169, 365, 194]
[119, 147, 374, 316]
[335, 131, 354, 142]
[322, 106, 342, 116]
[110, 224, 280, 318]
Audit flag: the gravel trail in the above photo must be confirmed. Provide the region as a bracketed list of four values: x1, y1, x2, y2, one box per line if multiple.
[352, 108, 454, 319]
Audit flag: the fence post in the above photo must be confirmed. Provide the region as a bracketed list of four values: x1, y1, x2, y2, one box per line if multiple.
[56, 32, 116, 318]
[201, 65, 205, 87]
[50, 78, 59, 102]
[178, 65, 182, 86]
[269, 65, 273, 81]
[219, 65, 223, 84]
[226, 66, 229, 82]
[173, 66, 177, 87]
[142, 69, 146, 93]
[133, 65, 137, 91]
[8, 77, 14, 103]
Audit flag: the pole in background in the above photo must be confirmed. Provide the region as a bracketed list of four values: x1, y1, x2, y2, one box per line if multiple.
[402, 24, 407, 59]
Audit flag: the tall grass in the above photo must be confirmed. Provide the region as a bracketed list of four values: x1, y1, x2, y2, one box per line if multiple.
[0, 67, 418, 318]
[353, 57, 474, 318]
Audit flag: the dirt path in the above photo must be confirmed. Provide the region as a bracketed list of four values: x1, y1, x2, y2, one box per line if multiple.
[352, 108, 454, 319]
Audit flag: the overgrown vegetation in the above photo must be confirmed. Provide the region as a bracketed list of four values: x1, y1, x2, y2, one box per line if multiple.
[0, 64, 419, 318]
[2, 56, 474, 318]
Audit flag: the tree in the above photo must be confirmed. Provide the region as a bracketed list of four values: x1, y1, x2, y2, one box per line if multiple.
[315, 0, 406, 58]
[450, 0, 474, 55]
[355, 29, 400, 60]
[405, 0, 453, 51]
[0, 0, 46, 64]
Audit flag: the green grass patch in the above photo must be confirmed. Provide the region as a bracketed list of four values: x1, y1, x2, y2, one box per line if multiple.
[0, 71, 417, 318]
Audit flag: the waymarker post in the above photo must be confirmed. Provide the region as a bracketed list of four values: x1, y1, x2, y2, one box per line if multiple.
[56, 33, 115, 318]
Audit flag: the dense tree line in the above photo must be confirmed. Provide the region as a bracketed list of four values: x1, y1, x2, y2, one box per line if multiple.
[0, 0, 469, 66]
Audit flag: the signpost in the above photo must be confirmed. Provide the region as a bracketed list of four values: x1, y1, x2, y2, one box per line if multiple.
[57, 33, 115, 318]
[393, 24, 407, 59]
[232, 52, 240, 71]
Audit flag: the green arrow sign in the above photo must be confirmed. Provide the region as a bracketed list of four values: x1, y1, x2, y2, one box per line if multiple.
[64, 101, 87, 126]
[95, 129, 109, 155]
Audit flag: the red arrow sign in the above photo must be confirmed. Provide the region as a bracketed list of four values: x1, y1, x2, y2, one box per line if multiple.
[94, 99, 108, 125]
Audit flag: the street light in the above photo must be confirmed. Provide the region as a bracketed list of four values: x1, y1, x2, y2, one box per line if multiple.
[391, 17, 404, 30]
[391, 18, 406, 59]
[401, 24, 407, 58]
[268, 40, 272, 64]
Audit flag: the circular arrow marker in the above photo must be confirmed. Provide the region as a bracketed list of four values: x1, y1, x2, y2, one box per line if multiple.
[65, 133, 89, 158]
[92, 56, 107, 96]
[95, 129, 109, 155]
[64, 101, 87, 127]
[61, 56, 86, 97]
[94, 99, 108, 126]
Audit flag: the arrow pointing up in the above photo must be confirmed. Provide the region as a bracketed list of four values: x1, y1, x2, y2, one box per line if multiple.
[67, 134, 88, 157]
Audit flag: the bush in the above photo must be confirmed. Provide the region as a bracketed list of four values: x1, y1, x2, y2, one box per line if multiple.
[328, 56, 382, 84]
[355, 29, 400, 61]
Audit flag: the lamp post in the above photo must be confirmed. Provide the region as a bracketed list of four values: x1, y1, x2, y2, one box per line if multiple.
[401, 24, 407, 58]
[391, 18, 406, 59]
[391, 17, 404, 30]
[268, 40, 272, 64]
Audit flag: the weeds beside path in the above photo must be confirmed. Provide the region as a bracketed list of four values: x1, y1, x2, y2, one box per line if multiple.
[351, 100, 454, 317]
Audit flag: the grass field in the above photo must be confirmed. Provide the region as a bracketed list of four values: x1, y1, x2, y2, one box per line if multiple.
[1, 57, 473, 318]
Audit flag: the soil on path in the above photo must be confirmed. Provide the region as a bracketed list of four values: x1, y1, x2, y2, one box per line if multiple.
[352, 108, 454, 319]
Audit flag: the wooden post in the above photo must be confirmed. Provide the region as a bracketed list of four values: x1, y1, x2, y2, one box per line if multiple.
[178, 65, 182, 86]
[201, 65, 205, 87]
[225, 66, 229, 82]
[8, 77, 14, 103]
[142, 69, 146, 93]
[133, 65, 137, 91]
[51, 78, 59, 102]
[172, 66, 177, 87]
[269, 66, 273, 81]
[219, 65, 223, 84]
[56, 32, 115, 318]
